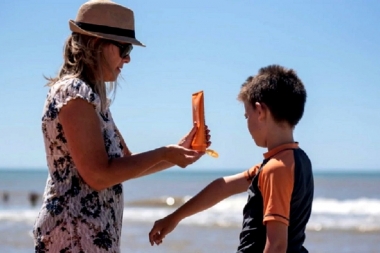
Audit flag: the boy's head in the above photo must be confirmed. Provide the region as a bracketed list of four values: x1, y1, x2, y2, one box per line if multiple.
[237, 65, 306, 147]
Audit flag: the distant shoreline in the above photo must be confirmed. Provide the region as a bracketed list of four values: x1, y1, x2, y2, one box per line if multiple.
[0, 167, 379, 176]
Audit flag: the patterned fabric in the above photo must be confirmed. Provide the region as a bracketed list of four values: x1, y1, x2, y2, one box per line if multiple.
[33, 77, 125, 253]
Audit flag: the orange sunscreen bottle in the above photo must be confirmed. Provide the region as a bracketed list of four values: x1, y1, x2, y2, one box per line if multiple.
[191, 91, 219, 158]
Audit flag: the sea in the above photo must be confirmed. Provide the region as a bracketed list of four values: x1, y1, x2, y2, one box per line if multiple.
[0, 168, 379, 253]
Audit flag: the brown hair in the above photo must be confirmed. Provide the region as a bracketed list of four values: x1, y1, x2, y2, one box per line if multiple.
[46, 33, 117, 111]
[238, 65, 307, 126]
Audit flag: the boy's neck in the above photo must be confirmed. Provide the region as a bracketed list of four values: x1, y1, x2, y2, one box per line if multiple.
[266, 124, 294, 151]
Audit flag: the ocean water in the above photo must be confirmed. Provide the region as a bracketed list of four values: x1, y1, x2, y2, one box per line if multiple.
[0, 168, 379, 253]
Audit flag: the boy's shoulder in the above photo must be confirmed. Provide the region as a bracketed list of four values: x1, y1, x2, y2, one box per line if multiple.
[260, 146, 312, 185]
[261, 152, 294, 179]
[261, 144, 310, 176]
[262, 143, 299, 168]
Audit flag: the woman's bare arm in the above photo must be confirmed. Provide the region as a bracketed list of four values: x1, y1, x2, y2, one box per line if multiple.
[59, 98, 200, 191]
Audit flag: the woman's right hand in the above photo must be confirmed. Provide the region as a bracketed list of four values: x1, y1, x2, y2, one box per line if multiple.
[163, 145, 202, 168]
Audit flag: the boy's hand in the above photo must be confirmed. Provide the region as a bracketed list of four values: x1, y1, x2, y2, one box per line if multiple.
[148, 214, 180, 246]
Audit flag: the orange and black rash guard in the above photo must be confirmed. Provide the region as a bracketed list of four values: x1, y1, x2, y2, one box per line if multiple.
[237, 143, 314, 253]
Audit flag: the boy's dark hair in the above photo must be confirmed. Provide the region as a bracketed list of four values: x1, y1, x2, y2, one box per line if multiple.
[238, 65, 306, 126]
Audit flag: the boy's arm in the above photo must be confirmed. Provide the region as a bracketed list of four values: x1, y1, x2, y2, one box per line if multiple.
[149, 172, 250, 245]
[259, 158, 294, 253]
[264, 221, 288, 253]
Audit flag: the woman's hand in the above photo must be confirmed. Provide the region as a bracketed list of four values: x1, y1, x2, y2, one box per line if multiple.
[161, 124, 212, 168]
[163, 145, 202, 168]
[178, 124, 212, 149]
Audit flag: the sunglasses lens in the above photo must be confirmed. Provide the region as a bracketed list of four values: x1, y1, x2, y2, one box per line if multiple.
[121, 44, 133, 58]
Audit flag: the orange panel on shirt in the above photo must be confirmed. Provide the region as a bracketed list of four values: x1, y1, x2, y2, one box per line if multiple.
[259, 149, 295, 226]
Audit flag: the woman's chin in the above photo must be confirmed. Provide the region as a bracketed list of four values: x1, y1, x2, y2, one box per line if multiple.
[104, 74, 119, 82]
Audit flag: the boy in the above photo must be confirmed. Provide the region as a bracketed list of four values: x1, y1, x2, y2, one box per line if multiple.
[148, 65, 314, 253]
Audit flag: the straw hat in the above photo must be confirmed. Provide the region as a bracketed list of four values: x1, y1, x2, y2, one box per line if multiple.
[69, 0, 145, 46]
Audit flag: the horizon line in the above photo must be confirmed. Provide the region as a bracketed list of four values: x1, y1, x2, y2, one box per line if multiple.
[0, 167, 379, 172]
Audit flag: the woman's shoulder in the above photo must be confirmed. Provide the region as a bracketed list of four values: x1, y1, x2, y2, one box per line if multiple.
[49, 76, 94, 96]
[46, 76, 100, 110]
[52, 76, 92, 92]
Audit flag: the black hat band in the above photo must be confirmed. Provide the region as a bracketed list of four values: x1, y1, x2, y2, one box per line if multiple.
[75, 21, 136, 38]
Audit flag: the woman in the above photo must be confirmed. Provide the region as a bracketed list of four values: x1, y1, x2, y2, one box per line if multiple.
[33, 1, 210, 252]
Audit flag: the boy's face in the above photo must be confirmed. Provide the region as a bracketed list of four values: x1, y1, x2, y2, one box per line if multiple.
[244, 101, 267, 148]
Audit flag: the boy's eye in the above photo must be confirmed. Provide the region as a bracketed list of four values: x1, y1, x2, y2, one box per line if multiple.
[244, 114, 248, 119]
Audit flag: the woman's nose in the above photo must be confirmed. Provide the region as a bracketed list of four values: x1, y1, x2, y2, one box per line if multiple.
[123, 55, 131, 64]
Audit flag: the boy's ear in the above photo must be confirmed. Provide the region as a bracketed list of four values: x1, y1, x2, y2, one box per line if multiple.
[255, 102, 267, 121]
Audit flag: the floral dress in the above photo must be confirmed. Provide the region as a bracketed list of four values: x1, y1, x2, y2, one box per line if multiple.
[33, 77, 125, 253]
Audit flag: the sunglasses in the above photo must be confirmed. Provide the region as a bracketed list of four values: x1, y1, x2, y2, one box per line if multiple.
[108, 40, 133, 58]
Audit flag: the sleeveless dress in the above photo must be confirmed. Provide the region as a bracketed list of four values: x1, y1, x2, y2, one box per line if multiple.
[33, 77, 125, 253]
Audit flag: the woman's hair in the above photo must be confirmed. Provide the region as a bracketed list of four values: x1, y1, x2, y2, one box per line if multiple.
[46, 33, 117, 111]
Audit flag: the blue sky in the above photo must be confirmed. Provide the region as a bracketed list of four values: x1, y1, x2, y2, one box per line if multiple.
[0, 0, 379, 171]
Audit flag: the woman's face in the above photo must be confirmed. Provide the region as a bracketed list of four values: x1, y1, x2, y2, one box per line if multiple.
[102, 42, 131, 82]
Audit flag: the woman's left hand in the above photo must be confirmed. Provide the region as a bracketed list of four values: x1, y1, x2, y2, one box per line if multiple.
[178, 124, 211, 149]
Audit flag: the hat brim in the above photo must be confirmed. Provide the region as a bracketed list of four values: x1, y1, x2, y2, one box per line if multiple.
[69, 20, 145, 47]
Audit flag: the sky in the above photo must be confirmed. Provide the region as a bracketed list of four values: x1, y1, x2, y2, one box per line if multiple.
[0, 0, 379, 171]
